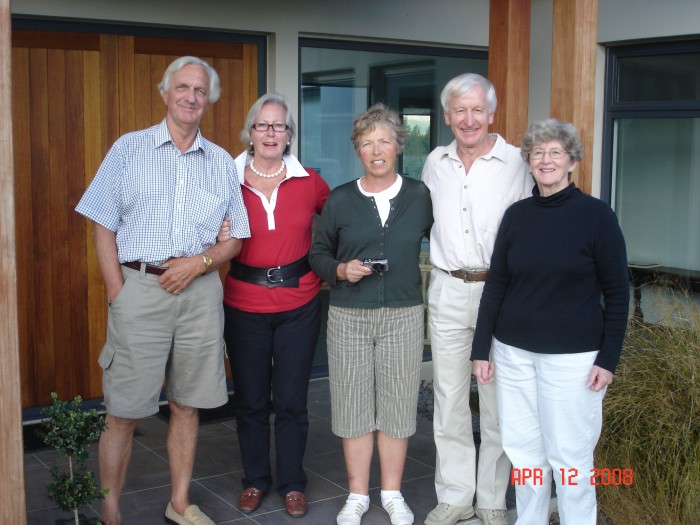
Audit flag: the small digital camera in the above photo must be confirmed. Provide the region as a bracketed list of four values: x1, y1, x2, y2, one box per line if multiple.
[362, 258, 389, 274]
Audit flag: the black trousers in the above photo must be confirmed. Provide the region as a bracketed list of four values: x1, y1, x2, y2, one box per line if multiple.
[224, 294, 321, 496]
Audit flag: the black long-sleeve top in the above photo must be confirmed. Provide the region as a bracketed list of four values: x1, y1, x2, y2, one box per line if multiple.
[471, 183, 630, 373]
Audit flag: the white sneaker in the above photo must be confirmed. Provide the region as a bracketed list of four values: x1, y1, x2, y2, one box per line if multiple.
[424, 502, 475, 525]
[337, 497, 369, 525]
[382, 495, 414, 525]
[475, 508, 508, 525]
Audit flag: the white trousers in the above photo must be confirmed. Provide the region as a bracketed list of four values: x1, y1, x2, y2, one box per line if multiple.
[428, 269, 511, 509]
[493, 340, 605, 525]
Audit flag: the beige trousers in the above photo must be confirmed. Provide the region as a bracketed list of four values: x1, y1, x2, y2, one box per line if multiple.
[427, 268, 511, 509]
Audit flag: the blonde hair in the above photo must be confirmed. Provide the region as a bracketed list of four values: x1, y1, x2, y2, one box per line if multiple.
[350, 103, 407, 154]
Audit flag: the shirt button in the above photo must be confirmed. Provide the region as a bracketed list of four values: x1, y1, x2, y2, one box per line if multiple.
[464, 185, 468, 189]
[463, 208, 467, 211]
[465, 229, 469, 234]
[458, 164, 463, 169]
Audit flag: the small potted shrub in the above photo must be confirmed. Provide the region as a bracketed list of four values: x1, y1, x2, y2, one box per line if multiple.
[37, 392, 108, 525]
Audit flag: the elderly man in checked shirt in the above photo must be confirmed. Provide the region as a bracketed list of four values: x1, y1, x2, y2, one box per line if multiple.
[76, 56, 250, 525]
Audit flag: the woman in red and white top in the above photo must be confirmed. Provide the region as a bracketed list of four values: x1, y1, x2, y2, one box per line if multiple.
[222, 93, 330, 518]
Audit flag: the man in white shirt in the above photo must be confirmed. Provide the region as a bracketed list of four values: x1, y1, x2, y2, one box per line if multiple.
[421, 73, 533, 525]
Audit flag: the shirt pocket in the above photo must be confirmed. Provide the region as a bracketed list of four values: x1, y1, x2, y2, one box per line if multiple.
[186, 185, 228, 242]
[473, 196, 512, 259]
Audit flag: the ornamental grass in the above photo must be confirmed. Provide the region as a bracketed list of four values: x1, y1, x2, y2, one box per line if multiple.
[595, 287, 700, 525]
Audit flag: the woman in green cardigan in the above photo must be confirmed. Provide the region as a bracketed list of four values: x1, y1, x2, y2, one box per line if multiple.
[309, 103, 433, 525]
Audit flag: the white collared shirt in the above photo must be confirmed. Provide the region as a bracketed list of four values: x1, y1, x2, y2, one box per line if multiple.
[421, 134, 533, 271]
[235, 151, 310, 230]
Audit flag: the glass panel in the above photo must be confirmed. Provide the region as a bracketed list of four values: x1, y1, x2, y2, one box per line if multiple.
[301, 84, 367, 190]
[300, 44, 487, 189]
[402, 112, 431, 180]
[613, 117, 700, 272]
[617, 53, 700, 103]
[301, 42, 486, 370]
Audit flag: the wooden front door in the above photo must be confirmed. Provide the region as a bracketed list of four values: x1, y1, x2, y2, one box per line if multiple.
[12, 28, 259, 409]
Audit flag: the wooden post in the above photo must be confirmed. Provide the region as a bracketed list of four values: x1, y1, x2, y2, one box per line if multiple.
[488, 0, 531, 147]
[550, 0, 598, 194]
[0, 0, 28, 523]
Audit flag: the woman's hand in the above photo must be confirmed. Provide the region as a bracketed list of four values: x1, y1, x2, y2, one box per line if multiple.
[336, 259, 373, 283]
[217, 217, 231, 243]
[587, 365, 613, 392]
[473, 359, 494, 384]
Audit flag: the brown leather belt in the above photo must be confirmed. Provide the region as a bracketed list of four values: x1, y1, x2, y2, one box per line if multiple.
[439, 267, 489, 282]
[122, 261, 168, 276]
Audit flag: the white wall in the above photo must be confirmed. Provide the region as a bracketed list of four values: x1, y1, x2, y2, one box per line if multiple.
[598, 0, 700, 43]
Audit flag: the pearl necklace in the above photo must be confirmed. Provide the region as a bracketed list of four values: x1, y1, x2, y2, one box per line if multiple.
[249, 159, 285, 179]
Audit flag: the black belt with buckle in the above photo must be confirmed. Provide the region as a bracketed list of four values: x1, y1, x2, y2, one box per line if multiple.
[439, 267, 490, 282]
[229, 255, 311, 288]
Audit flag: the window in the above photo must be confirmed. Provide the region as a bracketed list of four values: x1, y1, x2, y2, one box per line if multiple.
[299, 38, 487, 189]
[300, 39, 488, 373]
[603, 40, 700, 318]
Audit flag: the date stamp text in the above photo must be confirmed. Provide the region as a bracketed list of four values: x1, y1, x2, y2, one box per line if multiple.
[510, 467, 634, 486]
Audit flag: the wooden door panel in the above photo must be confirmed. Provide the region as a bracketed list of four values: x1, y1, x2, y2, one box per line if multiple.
[13, 29, 258, 409]
[28, 47, 56, 403]
[83, 50, 108, 400]
[12, 46, 34, 406]
[47, 48, 73, 397]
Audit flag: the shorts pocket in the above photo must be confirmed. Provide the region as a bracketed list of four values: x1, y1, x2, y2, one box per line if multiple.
[109, 275, 132, 308]
[98, 344, 117, 370]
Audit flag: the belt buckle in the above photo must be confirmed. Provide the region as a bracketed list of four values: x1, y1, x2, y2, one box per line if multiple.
[266, 266, 284, 284]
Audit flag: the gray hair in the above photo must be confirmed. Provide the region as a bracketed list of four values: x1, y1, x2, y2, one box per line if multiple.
[157, 56, 221, 103]
[240, 93, 296, 156]
[351, 103, 407, 154]
[520, 119, 584, 163]
[440, 73, 497, 114]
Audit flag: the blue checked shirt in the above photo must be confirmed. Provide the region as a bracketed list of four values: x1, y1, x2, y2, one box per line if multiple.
[76, 120, 250, 265]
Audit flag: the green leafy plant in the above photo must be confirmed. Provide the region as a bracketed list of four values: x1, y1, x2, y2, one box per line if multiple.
[596, 288, 700, 524]
[37, 392, 108, 525]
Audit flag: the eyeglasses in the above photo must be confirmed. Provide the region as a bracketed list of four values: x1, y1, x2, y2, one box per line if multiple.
[530, 149, 568, 160]
[252, 122, 289, 132]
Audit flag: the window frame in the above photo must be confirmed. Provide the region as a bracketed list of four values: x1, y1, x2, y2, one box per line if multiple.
[298, 37, 488, 184]
[601, 39, 700, 203]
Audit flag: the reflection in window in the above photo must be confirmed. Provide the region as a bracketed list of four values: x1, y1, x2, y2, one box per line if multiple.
[605, 40, 700, 318]
[403, 112, 431, 180]
[300, 39, 488, 369]
[617, 53, 700, 104]
[613, 117, 700, 271]
[301, 84, 367, 190]
[300, 38, 487, 189]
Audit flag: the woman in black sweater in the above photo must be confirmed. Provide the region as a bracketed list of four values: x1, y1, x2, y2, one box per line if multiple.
[471, 119, 629, 525]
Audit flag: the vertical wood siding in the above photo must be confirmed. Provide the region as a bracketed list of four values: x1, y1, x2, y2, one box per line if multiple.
[12, 29, 258, 409]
